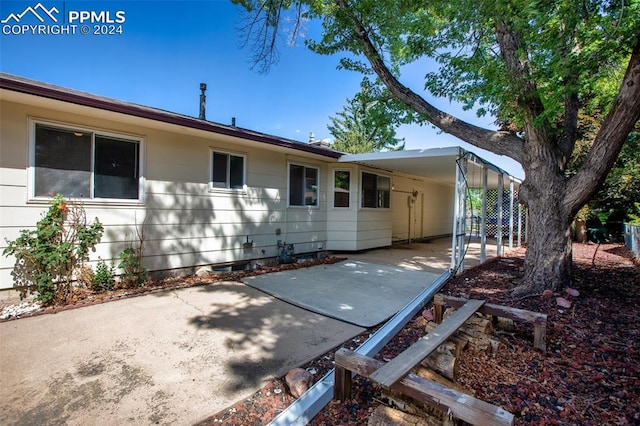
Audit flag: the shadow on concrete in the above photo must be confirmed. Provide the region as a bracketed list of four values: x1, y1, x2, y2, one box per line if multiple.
[186, 281, 363, 393]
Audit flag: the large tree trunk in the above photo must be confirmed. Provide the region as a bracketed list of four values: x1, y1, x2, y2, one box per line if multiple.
[516, 140, 574, 295]
[518, 194, 573, 294]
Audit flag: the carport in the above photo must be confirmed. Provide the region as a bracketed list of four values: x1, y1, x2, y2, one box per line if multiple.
[338, 146, 526, 272]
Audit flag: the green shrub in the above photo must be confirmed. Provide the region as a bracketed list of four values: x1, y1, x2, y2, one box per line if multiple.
[118, 247, 146, 288]
[2, 194, 103, 305]
[92, 258, 115, 291]
[628, 203, 640, 225]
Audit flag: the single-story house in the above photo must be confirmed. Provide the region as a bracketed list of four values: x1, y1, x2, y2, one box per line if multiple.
[0, 73, 524, 295]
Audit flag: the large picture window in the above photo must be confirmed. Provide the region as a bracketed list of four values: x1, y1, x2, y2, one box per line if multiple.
[362, 172, 390, 208]
[289, 163, 318, 207]
[33, 122, 142, 200]
[210, 150, 245, 190]
[333, 170, 350, 208]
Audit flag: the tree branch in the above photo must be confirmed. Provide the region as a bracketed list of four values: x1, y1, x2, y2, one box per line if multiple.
[334, 0, 525, 163]
[237, 0, 305, 74]
[493, 19, 556, 163]
[564, 40, 640, 216]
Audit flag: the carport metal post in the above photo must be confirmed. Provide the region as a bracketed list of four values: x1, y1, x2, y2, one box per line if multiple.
[509, 178, 515, 250]
[480, 165, 488, 262]
[451, 155, 467, 272]
[517, 201, 523, 247]
[496, 174, 504, 256]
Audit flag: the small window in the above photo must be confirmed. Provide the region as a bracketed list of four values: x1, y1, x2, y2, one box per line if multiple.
[362, 172, 390, 208]
[289, 163, 318, 206]
[210, 151, 245, 190]
[334, 170, 350, 208]
[33, 122, 141, 200]
[94, 136, 140, 199]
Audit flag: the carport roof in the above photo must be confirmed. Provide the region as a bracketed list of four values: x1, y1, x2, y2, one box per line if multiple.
[338, 146, 520, 189]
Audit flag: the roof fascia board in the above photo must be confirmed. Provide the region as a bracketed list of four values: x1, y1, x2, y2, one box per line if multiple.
[338, 146, 462, 163]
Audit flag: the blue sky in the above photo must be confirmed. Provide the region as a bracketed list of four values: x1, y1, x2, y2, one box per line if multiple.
[0, 0, 523, 178]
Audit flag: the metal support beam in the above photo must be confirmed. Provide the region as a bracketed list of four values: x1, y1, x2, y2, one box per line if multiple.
[457, 158, 467, 271]
[450, 171, 460, 270]
[480, 166, 488, 262]
[508, 178, 515, 251]
[451, 156, 467, 272]
[496, 174, 504, 256]
[517, 201, 523, 247]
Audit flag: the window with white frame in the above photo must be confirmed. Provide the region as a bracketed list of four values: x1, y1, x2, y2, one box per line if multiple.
[210, 150, 246, 190]
[289, 163, 318, 207]
[32, 122, 142, 200]
[361, 172, 391, 208]
[333, 170, 350, 208]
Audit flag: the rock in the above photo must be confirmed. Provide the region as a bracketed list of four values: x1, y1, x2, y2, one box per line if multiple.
[556, 297, 572, 308]
[195, 266, 212, 277]
[565, 287, 580, 297]
[422, 308, 434, 321]
[542, 289, 554, 299]
[285, 367, 313, 398]
[0, 300, 42, 320]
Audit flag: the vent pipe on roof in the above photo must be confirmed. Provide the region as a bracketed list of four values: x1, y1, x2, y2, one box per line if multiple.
[231, 117, 236, 127]
[309, 132, 315, 144]
[199, 83, 207, 120]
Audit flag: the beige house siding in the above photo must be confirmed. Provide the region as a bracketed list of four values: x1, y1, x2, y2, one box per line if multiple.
[325, 165, 394, 251]
[1, 75, 476, 294]
[421, 182, 455, 237]
[0, 97, 331, 289]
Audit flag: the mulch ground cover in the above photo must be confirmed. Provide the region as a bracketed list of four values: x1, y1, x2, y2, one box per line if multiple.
[201, 243, 640, 425]
[3, 243, 638, 425]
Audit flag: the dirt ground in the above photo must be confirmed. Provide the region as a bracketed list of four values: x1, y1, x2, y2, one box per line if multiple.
[201, 243, 640, 425]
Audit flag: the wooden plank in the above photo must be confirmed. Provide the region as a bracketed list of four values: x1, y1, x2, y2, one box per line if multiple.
[434, 294, 547, 350]
[434, 294, 547, 325]
[370, 299, 485, 387]
[534, 322, 547, 351]
[335, 349, 514, 426]
[368, 405, 442, 426]
[434, 301, 444, 323]
[334, 366, 352, 401]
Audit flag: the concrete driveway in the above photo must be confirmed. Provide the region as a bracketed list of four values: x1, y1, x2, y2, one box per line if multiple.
[0, 281, 364, 425]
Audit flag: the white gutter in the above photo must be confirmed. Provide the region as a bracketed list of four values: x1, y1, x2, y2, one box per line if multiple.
[268, 270, 453, 426]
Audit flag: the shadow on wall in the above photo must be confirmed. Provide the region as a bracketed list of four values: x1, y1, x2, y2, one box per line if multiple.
[104, 181, 283, 279]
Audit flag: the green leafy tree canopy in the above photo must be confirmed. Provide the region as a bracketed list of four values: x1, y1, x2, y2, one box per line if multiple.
[328, 78, 405, 153]
[234, 0, 640, 294]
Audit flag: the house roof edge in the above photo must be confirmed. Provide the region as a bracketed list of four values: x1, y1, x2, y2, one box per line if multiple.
[0, 73, 342, 159]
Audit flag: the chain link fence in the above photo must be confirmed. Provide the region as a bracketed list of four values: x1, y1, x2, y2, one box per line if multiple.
[465, 188, 527, 240]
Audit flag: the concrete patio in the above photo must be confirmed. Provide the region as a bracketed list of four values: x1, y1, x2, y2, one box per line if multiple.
[0, 237, 501, 425]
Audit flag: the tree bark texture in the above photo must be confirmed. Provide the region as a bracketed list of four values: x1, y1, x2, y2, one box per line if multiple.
[519, 194, 573, 293]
